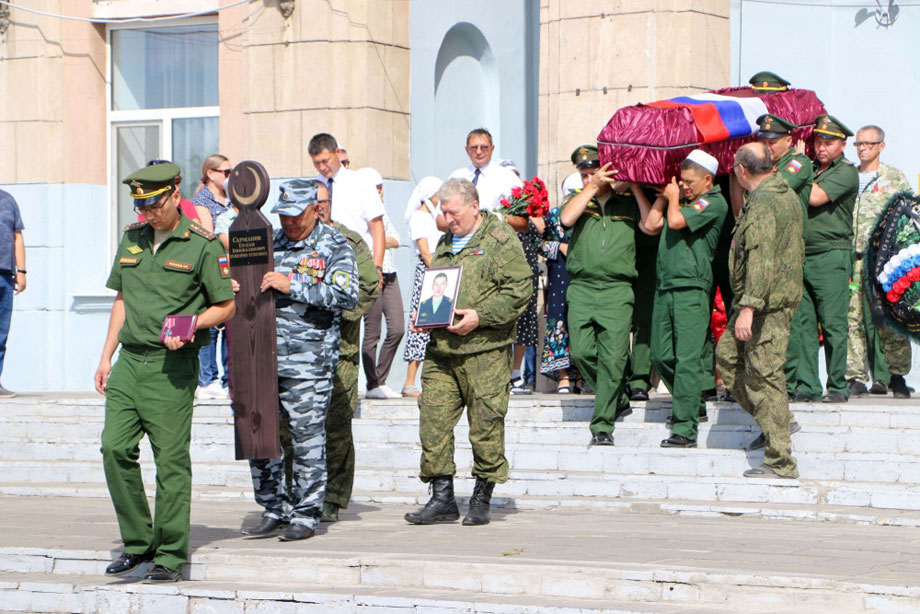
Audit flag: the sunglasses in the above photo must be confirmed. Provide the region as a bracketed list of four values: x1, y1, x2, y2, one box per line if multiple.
[211, 168, 232, 177]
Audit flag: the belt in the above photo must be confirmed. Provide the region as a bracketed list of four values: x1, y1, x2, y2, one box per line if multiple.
[121, 345, 198, 359]
[382, 272, 397, 281]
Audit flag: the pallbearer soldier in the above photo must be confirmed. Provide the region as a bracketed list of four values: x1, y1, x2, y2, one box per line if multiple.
[718, 143, 803, 479]
[242, 180, 358, 541]
[404, 178, 532, 526]
[315, 196, 380, 522]
[646, 150, 728, 448]
[789, 114, 858, 403]
[847, 124, 913, 398]
[95, 163, 235, 582]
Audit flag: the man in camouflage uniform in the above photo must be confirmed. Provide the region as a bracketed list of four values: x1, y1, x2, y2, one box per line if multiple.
[404, 178, 532, 527]
[847, 125, 913, 398]
[242, 180, 358, 541]
[317, 197, 379, 522]
[717, 143, 803, 479]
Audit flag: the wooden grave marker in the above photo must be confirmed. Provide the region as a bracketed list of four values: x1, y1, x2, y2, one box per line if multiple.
[227, 160, 281, 460]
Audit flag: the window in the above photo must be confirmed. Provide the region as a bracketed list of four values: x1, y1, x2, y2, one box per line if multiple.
[108, 20, 220, 236]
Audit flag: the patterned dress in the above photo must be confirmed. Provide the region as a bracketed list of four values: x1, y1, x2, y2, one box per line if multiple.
[402, 258, 430, 361]
[540, 208, 574, 379]
[514, 221, 540, 346]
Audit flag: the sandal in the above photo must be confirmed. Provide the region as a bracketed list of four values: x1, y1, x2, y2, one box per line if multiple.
[402, 385, 421, 398]
[557, 384, 571, 394]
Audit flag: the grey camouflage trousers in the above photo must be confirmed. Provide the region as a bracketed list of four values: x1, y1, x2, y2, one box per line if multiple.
[248, 370, 334, 529]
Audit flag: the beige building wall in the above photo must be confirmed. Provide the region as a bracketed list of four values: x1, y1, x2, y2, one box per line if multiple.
[0, 1, 106, 185]
[538, 0, 730, 204]
[219, 0, 411, 180]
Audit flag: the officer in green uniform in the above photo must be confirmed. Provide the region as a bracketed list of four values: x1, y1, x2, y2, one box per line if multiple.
[404, 178, 532, 527]
[319, 203, 379, 522]
[561, 159, 653, 445]
[790, 114, 858, 403]
[748, 70, 791, 93]
[94, 163, 235, 582]
[647, 150, 728, 448]
[629, 190, 661, 401]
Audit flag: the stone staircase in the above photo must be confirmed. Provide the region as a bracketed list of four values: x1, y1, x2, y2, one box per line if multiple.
[1, 393, 920, 613]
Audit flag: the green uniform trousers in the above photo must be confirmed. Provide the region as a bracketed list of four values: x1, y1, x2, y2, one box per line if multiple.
[651, 288, 709, 440]
[418, 346, 512, 483]
[324, 357, 358, 508]
[701, 249, 734, 393]
[791, 249, 851, 398]
[783, 300, 804, 396]
[626, 245, 657, 391]
[717, 307, 799, 478]
[100, 347, 198, 573]
[567, 281, 633, 435]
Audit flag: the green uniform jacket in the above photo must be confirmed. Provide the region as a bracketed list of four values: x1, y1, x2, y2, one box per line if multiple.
[566, 191, 639, 284]
[333, 222, 380, 363]
[656, 186, 728, 292]
[427, 213, 532, 357]
[806, 154, 857, 254]
[730, 173, 804, 312]
[776, 149, 815, 217]
[106, 215, 234, 349]
[853, 163, 911, 254]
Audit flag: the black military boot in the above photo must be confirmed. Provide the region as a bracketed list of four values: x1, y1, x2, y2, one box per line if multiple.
[891, 375, 911, 399]
[404, 476, 460, 524]
[462, 476, 495, 526]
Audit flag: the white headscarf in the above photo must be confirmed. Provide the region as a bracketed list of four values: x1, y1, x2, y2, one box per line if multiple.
[404, 176, 443, 223]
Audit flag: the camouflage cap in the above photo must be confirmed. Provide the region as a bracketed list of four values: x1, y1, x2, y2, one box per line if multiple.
[748, 71, 791, 92]
[570, 145, 600, 169]
[271, 179, 320, 216]
[122, 162, 180, 207]
[813, 114, 854, 140]
[755, 113, 797, 138]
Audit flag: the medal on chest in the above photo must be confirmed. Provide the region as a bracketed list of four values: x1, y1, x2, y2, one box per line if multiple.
[289, 250, 326, 283]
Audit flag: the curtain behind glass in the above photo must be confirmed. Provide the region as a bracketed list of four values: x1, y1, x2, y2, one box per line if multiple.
[172, 117, 220, 203]
[112, 25, 219, 110]
[116, 125, 160, 231]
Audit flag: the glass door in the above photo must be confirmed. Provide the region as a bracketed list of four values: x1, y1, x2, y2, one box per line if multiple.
[113, 123, 160, 233]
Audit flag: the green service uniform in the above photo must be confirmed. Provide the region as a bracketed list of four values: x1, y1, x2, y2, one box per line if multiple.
[717, 173, 803, 477]
[101, 215, 233, 573]
[775, 148, 816, 395]
[702, 208, 735, 395]
[651, 186, 728, 441]
[790, 154, 857, 399]
[419, 213, 532, 483]
[625, 216, 660, 392]
[566, 190, 639, 436]
[323, 223, 379, 509]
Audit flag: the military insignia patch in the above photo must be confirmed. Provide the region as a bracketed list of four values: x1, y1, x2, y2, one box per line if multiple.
[127, 245, 143, 254]
[691, 198, 710, 212]
[786, 160, 802, 174]
[165, 260, 193, 272]
[218, 255, 230, 278]
[119, 257, 139, 265]
[331, 270, 351, 290]
[471, 250, 485, 256]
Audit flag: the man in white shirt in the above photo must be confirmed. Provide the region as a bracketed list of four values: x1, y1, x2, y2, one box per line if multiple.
[308, 133, 386, 277]
[448, 128, 523, 212]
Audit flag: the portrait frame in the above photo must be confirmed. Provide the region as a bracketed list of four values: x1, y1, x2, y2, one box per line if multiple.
[414, 265, 463, 329]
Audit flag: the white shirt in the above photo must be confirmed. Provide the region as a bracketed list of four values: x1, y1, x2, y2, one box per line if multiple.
[380, 214, 400, 274]
[409, 207, 443, 259]
[448, 160, 523, 212]
[319, 166, 385, 248]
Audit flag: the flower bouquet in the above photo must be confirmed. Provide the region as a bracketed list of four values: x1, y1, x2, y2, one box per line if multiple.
[500, 177, 549, 218]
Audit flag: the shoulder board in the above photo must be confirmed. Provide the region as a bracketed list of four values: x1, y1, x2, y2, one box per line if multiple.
[329, 222, 355, 246]
[188, 222, 215, 239]
[124, 221, 148, 231]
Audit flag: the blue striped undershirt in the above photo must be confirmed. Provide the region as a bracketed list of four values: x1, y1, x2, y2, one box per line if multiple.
[451, 233, 474, 254]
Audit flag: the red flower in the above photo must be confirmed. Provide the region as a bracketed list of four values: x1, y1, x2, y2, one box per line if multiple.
[511, 187, 523, 199]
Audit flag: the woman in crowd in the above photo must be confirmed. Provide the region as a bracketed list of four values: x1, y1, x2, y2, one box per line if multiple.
[401, 177, 443, 397]
[540, 203, 578, 393]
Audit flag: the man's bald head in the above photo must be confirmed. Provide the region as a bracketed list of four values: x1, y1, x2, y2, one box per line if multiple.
[733, 142, 773, 191]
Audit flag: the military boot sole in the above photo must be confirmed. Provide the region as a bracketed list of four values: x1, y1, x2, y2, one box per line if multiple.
[404, 512, 460, 525]
[461, 515, 490, 526]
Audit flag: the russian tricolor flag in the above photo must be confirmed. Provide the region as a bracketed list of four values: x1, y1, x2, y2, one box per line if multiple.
[647, 93, 769, 143]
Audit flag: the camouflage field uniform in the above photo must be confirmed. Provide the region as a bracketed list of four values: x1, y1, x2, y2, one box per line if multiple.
[419, 213, 532, 484]
[717, 173, 803, 478]
[324, 222, 379, 510]
[249, 221, 358, 529]
[847, 163, 912, 381]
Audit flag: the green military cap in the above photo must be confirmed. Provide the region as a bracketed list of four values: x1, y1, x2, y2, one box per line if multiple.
[748, 71, 791, 92]
[122, 162, 180, 207]
[755, 113, 797, 138]
[570, 144, 599, 169]
[813, 113, 854, 140]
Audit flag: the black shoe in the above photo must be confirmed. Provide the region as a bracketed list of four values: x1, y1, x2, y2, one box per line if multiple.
[869, 380, 889, 395]
[614, 405, 632, 421]
[628, 388, 649, 401]
[891, 375, 911, 399]
[105, 551, 153, 576]
[790, 420, 801, 435]
[667, 410, 707, 426]
[405, 475, 460, 524]
[720, 392, 735, 403]
[749, 421, 801, 451]
[793, 391, 818, 403]
[143, 564, 181, 583]
[462, 476, 495, 526]
[822, 391, 847, 403]
[320, 502, 339, 523]
[279, 523, 314, 541]
[589, 432, 614, 446]
[848, 379, 869, 397]
[241, 516, 284, 536]
[702, 388, 718, 402]
[660, 434, 697, 448]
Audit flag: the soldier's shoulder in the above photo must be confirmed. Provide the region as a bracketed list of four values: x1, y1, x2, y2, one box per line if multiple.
[323, 222, 354, 250]
[484, 215, 516, 245]
[123, 220, 148, 234]
[188, 222, 216, 240]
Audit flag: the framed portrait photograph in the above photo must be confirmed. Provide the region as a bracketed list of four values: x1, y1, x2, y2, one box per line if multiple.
[414, 265, 462, 329]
